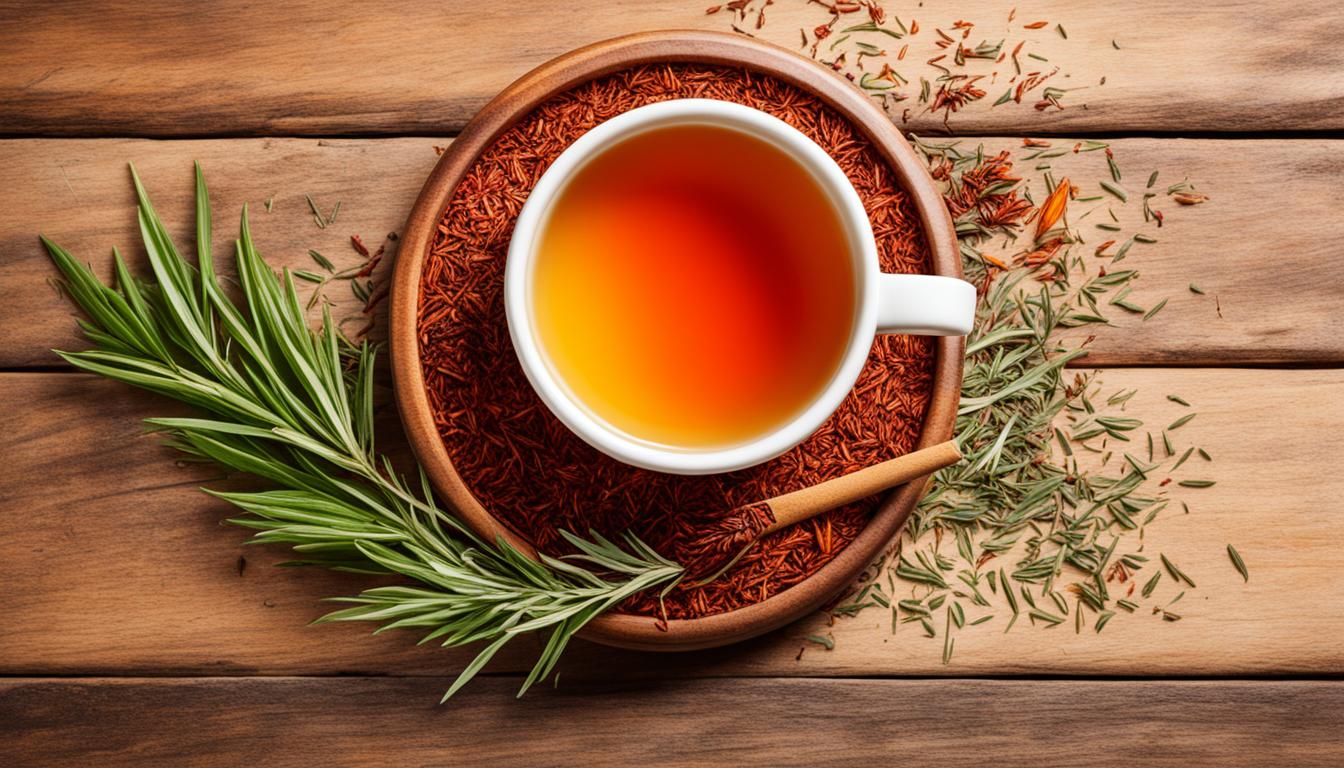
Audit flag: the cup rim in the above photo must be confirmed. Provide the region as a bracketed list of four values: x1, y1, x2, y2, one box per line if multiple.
[504, 98, 880, 475]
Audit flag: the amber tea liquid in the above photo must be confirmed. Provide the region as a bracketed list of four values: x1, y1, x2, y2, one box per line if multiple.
[532, 123, 856, 450]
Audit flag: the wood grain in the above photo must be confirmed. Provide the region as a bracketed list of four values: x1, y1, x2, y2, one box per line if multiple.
[5, 136, 1343, 369]
[3, 368, 1341, 677]
[3, 1, 1343, 137]
[1, 137, 428, 368]
[5, 1, 1338, 759]
[4, 677, 1343, 767]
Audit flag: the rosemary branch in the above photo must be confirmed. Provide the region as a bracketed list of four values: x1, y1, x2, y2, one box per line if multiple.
[41, 164, 683, 701]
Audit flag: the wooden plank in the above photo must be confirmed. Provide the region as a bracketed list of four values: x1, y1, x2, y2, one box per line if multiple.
[4, 678, 1343, 767]
[6, 137, 1343, 368]
[0, 370, 480, 675]
[3, 368, 1342, 677]
[3, 137, 432, 369]
[4, 1, 1343, 137]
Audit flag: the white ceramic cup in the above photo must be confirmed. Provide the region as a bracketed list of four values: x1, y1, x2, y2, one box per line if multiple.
[505, 99, 975, 475]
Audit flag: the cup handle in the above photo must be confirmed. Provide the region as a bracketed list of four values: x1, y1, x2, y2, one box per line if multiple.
[875, 274, 977, 336]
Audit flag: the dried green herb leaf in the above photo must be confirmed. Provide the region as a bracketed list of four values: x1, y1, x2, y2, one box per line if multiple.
[308, 249, 335, 272]
[1143, 298, 1169, 320]
[1160, 554, 1197, 587]
[1168, 413, 1197, 430]
[1094, 610, 1115, 632]
[1227, 545, 1249, 582]
[805, 634, 835, 650]
[1029, 608, 1064, 625]
[304, 194, 327, 228]
[841, 21, 904, 39]
[1172, 446, 1196, 471]
[1099, 180, 1128, 202]
[1142, 571, 1162, 597]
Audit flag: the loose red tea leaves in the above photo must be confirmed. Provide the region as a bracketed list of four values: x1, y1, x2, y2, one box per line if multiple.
[674, 501, 777, 583]
[418, 64, 935, 620]
[706, 1, 1086, 121]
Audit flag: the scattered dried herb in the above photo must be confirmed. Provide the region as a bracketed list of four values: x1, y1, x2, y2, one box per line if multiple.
[1099, 179, 1128, 202]
[806, 633, 836, 650]
[712, 2, 1082, 120]
[1227, 545, 1249, 582]
[1143, 298, 1169, 320]
[1168, 413, 1197, 430]
[1142, 571, 1162, 597]
[835, 127, 1221, 655]
[1161, 554, 1197, 586]
[308, 249, 334, 272]
[304, 194, 327, 229]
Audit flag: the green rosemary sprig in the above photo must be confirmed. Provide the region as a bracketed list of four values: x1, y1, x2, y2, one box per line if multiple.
[41, 164, 683, 701]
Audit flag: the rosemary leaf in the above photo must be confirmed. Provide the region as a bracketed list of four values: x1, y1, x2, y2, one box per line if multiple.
[1168, 413, 1197, 430]
[1161, 554, 1197, 587]
[806, 634, 836, 650]
[1142, 571, 1162, 598]
[309, 249, 335, 272]
[1227, 545, 1249, 582]
[1095, 610, 1115, 633]
[1143, 298, 1168, 320]
[1099, 180, 1128, 202]
[1172, 446, 1196, 471]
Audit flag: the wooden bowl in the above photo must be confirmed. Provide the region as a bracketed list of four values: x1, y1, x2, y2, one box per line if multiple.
[390, 30, 964, 651]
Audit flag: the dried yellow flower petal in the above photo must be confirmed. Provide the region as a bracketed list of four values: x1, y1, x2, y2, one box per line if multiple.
[1172, 193, 1210, 205]
[1034, 176, 1070, 240]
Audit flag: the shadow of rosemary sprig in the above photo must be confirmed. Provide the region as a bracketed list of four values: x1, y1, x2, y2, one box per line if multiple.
[41, 163, 683, 701]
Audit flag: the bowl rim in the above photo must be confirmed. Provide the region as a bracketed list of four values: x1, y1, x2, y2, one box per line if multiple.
[390, 29, 964, 652]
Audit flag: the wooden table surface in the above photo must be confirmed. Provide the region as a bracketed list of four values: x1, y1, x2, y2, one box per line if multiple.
[3, 2, 1343, 765]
